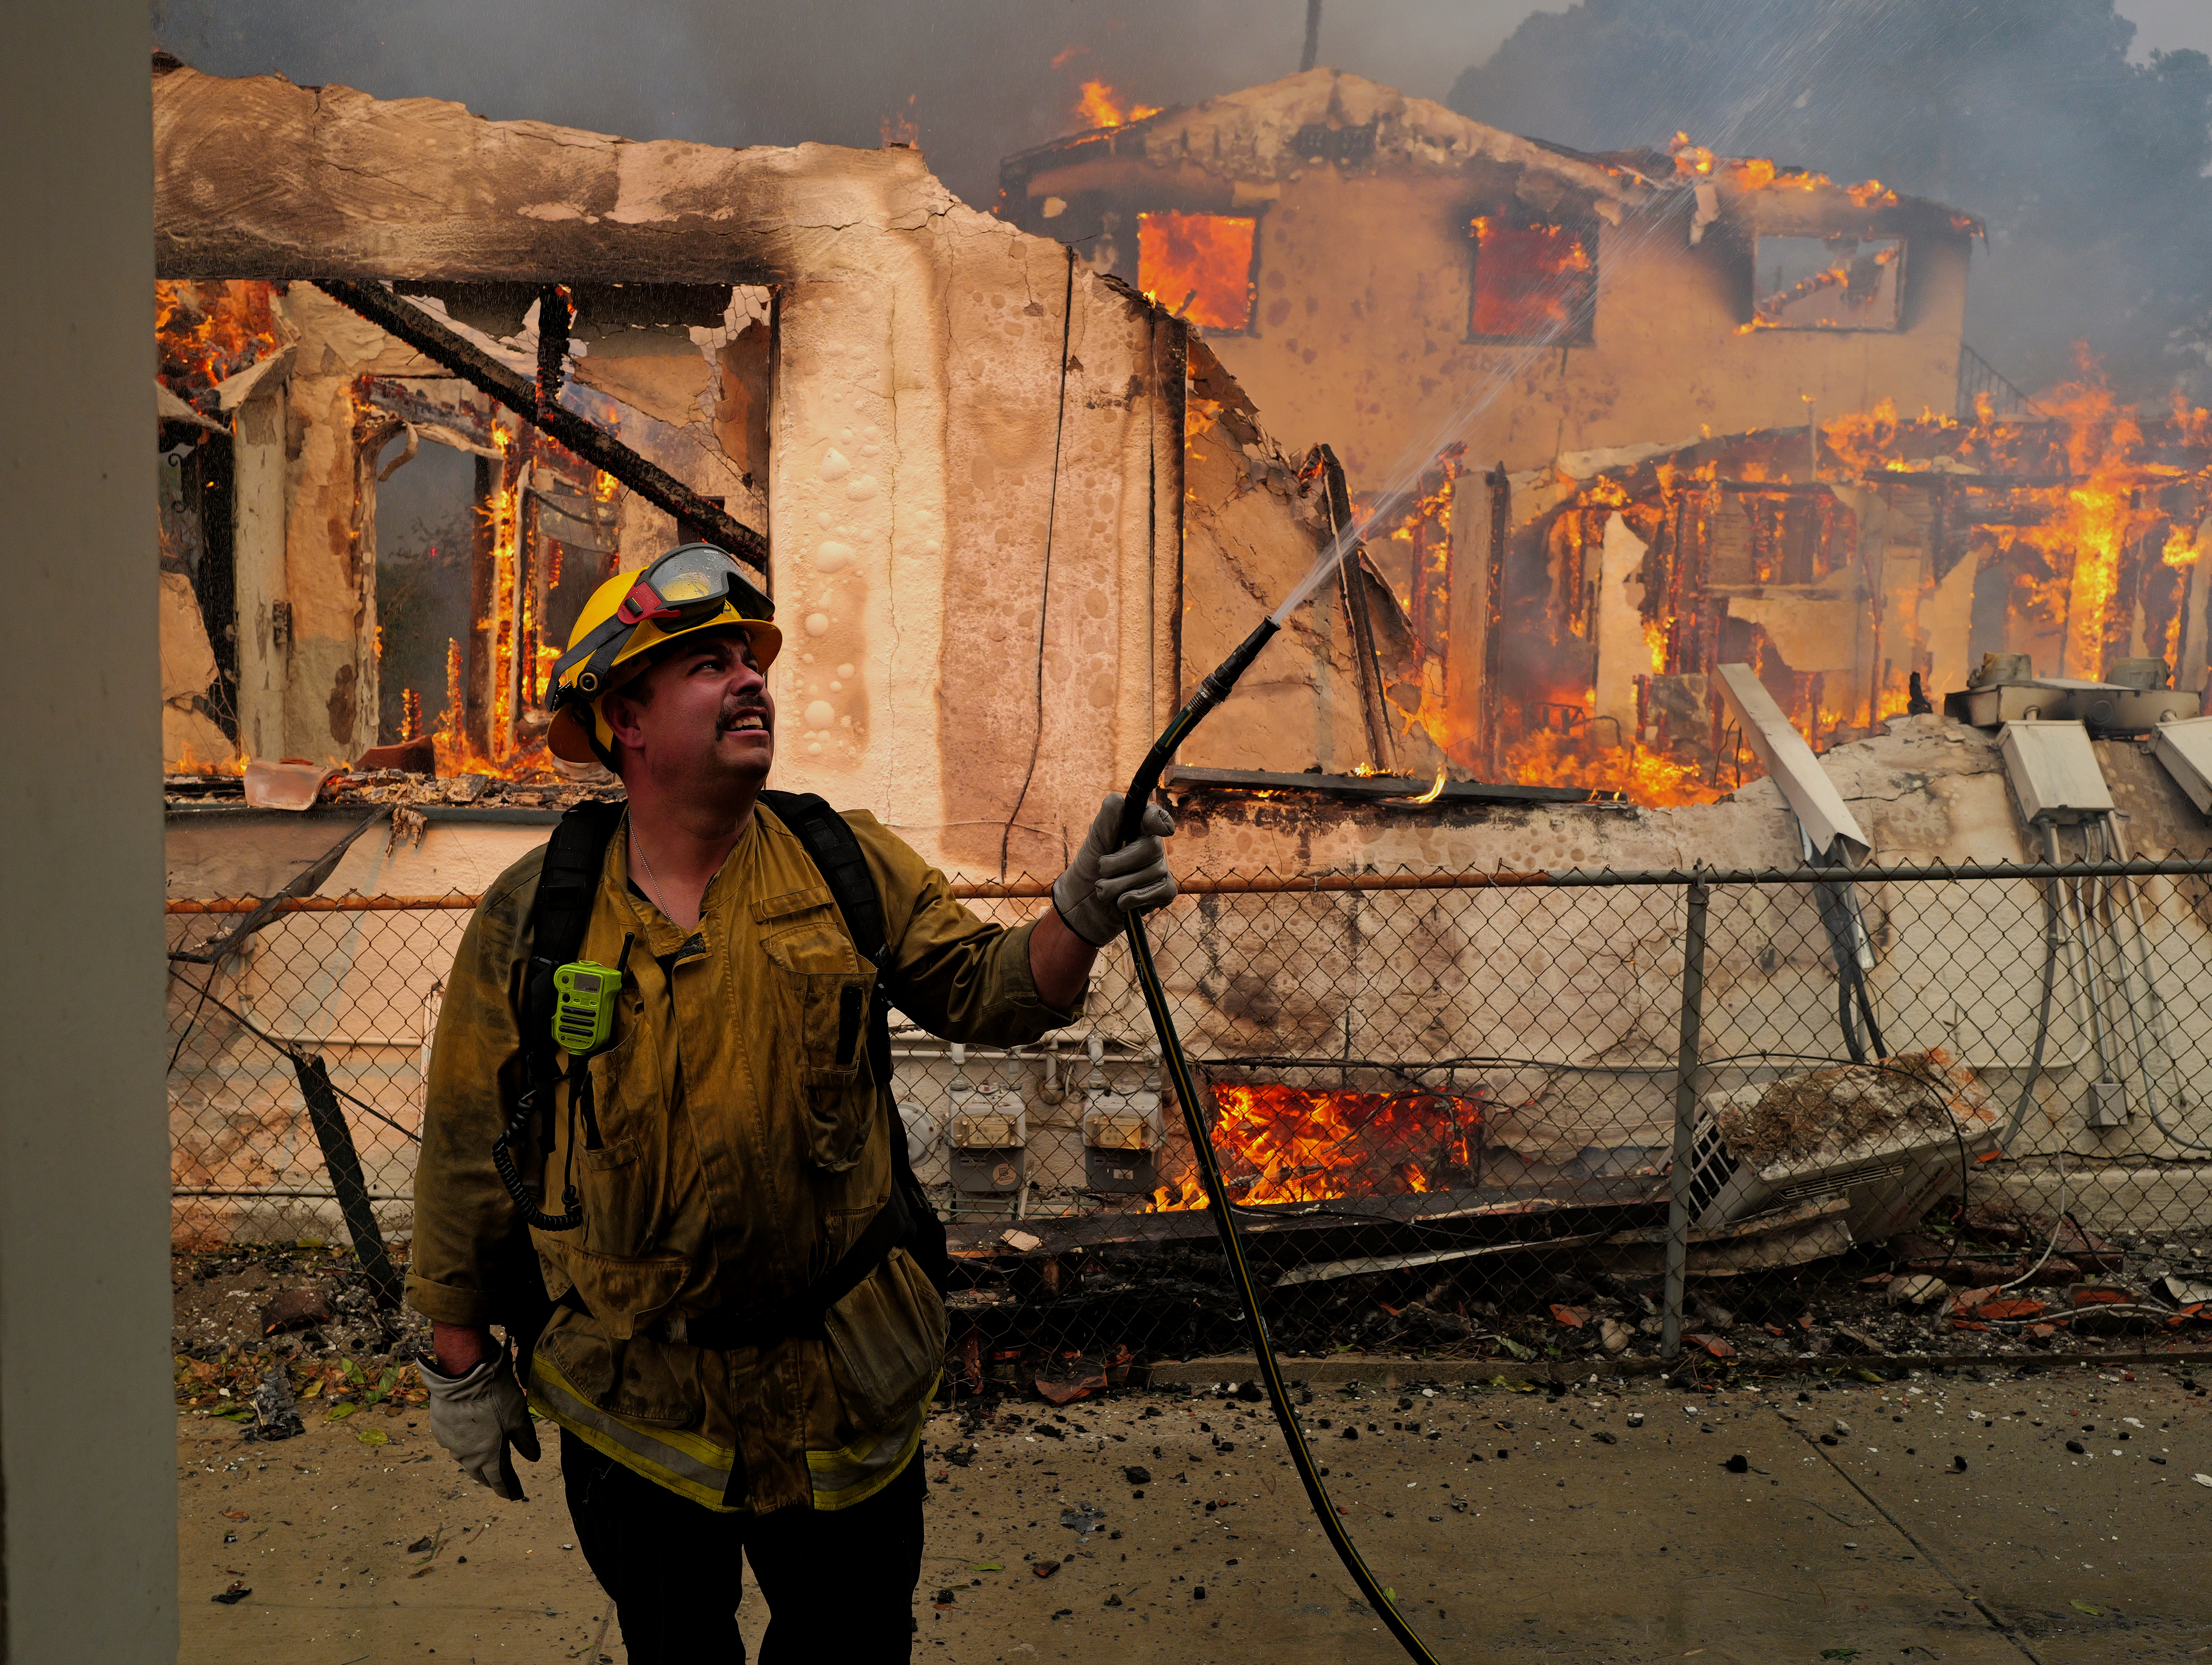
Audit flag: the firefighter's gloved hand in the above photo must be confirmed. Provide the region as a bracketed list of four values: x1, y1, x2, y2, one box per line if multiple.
[419, 1354, 541, 1501]
[1053, 793, 1178, 947]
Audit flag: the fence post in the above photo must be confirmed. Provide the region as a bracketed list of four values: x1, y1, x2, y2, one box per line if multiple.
[1660, 877, 1711, 1363]
[293, 1052, 405, 1312]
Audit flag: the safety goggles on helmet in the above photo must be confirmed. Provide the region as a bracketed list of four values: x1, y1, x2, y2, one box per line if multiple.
[550, 544, 776, 704]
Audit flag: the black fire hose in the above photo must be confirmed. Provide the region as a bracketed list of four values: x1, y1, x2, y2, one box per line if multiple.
[1113, 617, 1443, 1665]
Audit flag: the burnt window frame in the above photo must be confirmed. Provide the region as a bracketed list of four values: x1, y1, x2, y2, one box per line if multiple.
[1747, 231, 1909, 334]
[1133, 205, 1268, 338]
[1464, 211, 1600, 348]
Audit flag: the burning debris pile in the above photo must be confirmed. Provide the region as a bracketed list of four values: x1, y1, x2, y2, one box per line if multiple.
[1149, 1083, 1486, 1212]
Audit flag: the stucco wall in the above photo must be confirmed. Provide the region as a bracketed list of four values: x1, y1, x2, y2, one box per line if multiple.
[1208, 167, 1969, 494]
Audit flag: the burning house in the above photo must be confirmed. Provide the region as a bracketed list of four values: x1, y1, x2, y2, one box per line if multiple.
[995, 68, 2212, 815]
[997, 68, 1980, 490]
[152, 56, 1204, 886]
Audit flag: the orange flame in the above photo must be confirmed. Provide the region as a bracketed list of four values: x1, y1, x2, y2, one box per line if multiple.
[168, 739, 249, 777]
[1151, 1084, 1484, 1211]
[879, 94, 920, 147]
[1469, 217, 1595, 341]
[1075, 79, 1159, 129]
[156, 280, 283, 407]
[1138, 211, 1256, 331]
[1665, 135, 1896, 211]
[1504, 727, 1735, 809]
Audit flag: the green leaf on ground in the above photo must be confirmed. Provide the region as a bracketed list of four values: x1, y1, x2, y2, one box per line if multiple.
[357, 1428, 388, 1446]
[325, 1402, 355, 1420]
[2071, 1600, 2102, 1616]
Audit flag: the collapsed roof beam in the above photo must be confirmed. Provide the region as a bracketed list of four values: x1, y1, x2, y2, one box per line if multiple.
[314, 279, 769, 576]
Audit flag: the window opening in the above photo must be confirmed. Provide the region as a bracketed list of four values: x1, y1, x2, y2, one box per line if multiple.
[374, 437, 478, 747]
[158, 434, 238, 751]
[1137, 211, 1258, 333]
[1753, 234, 1904, 331]
[1469, 216, 1596, 345]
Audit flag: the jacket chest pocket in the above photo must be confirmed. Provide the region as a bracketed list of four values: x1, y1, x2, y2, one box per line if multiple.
[563, 1007, 666, 1256]
[756, 890, 879, 1173]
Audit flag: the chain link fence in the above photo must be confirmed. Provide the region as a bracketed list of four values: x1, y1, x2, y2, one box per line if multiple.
[167, 854, 2212, 1385]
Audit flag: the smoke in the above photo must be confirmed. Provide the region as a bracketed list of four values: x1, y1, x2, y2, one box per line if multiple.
[1448, 0, 2212, 400]
[149, 0, 1552, 212]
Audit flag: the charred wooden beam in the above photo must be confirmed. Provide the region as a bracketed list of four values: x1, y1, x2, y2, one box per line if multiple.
[1318, 442, 1397, 772]
[535, 284, 571, 421]
[1483, 461, 1510, 776]
[314, 279, 770, 577]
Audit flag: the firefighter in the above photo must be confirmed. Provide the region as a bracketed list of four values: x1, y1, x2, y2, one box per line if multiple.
[407, 546, 1174, 1662]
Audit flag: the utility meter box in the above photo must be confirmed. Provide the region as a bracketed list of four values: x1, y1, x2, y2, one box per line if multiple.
[1082, 1086, 1165, 1194]
[898, 1100, 949, 1187]
[2151, 715, 2212, 816]
[949, 1080, 1028, 1195]
[2088, 1080, 2130, 1129]
[1999, 720, 2114, 824]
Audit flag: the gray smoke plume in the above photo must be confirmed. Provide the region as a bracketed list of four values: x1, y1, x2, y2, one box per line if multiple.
[149, 0, 1543, 212]
[1450, 0, 2212, 400]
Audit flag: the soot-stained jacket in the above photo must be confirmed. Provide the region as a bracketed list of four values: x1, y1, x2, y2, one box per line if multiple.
[407, 802, 1078, 1512]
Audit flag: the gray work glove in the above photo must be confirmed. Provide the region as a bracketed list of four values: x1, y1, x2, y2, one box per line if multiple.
[1052, 793, 1178, 947]
[418, 1354, 541, 1502]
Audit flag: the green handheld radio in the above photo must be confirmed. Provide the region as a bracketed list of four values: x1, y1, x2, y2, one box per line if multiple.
[552, 960, 620, 1055]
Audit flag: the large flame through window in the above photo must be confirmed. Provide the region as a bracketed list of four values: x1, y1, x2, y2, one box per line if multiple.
[1138, 212, 1257, 333]
[1469, 217, 1596, 344]
[1152, 1083, 1484, 1211]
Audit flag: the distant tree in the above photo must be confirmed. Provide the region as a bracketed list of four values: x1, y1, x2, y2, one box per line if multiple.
[1449, 0, 2212, 402]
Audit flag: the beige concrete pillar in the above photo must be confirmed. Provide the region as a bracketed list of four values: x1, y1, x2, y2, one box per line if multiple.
[0, 5, 177, 1660]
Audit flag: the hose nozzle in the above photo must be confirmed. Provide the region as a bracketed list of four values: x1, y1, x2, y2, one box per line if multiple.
[1116, 617, 1280, 847]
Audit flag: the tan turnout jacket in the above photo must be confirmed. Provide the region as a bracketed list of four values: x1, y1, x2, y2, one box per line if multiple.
[407, 802, 1078, 1512]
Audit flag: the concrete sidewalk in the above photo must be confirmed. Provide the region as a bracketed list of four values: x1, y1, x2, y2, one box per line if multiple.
[179, 1360, 2212, 1663]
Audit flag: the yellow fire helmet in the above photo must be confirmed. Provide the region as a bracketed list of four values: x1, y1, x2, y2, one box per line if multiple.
[546, 543, 782, 764]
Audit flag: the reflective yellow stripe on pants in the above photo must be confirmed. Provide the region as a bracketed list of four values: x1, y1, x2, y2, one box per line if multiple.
[530, 1356, 934, 1514]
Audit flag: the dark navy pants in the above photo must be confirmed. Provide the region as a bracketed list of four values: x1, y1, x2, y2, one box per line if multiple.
[563, 1427, 924, 1664]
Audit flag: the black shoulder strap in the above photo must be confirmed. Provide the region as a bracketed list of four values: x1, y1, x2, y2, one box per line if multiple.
[495, 796, 624, 1361]
[759, 791, 888, 957]
[758, 789, 897, 1080]
[522, 798, 626, 1096]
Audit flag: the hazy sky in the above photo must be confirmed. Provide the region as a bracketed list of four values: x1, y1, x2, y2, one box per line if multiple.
[2123, 0, 2212, 59]
[151, 1, 2210, 208]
